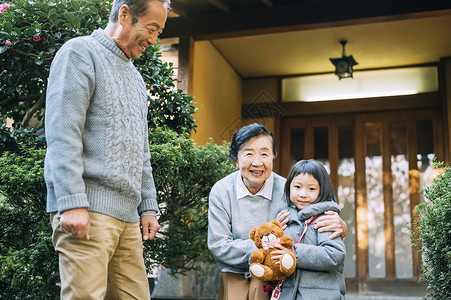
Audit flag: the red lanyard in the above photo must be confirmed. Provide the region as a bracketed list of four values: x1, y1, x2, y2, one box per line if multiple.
[269, 215, 318, 298]
[296, 215, 319, 244]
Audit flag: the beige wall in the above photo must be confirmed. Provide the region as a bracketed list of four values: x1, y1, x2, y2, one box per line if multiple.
[241, 78, 281, 172]
[190, 41, 242, 145]
[242, 78, 278, 104]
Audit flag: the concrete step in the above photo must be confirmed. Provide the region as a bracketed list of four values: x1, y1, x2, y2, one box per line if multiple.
[152, 295, 424, 300]
[346, 296, 423, 300]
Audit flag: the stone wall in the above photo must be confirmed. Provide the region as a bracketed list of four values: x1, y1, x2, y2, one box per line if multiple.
[153, 262, 221, 299]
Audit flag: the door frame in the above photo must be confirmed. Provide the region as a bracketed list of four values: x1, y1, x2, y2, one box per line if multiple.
[277, 94, 445, 295]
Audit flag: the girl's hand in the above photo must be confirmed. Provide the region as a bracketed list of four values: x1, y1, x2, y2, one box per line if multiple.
[314, 210, 348, 239]
[276, 209, 290, 230]
[270, 241, 295, 265]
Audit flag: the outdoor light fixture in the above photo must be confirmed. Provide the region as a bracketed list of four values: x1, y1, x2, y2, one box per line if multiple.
[330, 40, 358, 80]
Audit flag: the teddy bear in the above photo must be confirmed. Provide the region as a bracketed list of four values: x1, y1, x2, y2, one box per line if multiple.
[248, 220, 296, 282]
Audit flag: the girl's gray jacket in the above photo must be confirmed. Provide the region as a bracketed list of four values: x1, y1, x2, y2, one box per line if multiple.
[279, 201, 346, 300]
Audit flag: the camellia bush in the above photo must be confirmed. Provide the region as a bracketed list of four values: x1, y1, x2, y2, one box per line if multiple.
[0, 0, 197, 133]
[0, 0, 111, 127]
[413, 162, 451, 300]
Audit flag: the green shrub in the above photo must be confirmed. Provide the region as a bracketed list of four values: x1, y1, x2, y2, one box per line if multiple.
[0, 0, 197, 133]
[135, 48, 198, 134]
[0, 0, 110, 127]
[0, 146, 58, 299]
[0, 124, 46, 154]
[144, 127, 236, 273]
[414, 162, 451, 299]
[0, 128, 235, 298]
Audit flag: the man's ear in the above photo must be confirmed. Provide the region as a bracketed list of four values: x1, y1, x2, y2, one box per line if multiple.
[118, 4, 131, 25]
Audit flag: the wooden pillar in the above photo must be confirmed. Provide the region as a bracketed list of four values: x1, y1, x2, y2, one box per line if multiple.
[355, 117, 369, 279]
[329, 124, 339, 203]
[382, 122, 396, 279]
[439, 57, 451, 165]
[407, 119, 421, 279]
[178, 36, 194, 94]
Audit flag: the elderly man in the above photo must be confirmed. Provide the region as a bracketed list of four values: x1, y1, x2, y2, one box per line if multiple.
[44, 0, 170, 299]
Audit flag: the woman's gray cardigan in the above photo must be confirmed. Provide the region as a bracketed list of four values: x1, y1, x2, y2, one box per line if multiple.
[279, 201, 346, 300]
[207, 171, 288, 274]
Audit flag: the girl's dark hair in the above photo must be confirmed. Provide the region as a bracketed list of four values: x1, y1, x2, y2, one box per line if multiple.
[284, 159, 337, 204]
[109, 0, 171, 24]
[229, 123, 276, 160]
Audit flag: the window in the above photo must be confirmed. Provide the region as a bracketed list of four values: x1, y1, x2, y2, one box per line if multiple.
[281, 66, 438, 102]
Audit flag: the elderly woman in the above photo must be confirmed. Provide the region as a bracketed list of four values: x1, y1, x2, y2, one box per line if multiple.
[208, 123, 347, 300]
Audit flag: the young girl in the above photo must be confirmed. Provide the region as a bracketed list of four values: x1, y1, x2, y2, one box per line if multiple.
[271, 159, 346, 300]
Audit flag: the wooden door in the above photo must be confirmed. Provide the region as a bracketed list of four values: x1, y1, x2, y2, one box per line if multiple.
[280, 109, 444, 295]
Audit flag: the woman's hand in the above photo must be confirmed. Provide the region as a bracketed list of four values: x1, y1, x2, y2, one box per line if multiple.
[276, 209, 290, 230]
[270, 241, 295, 265]
[314, 210, 348, 239]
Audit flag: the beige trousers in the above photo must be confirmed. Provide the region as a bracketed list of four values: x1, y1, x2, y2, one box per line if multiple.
[218, 272, 270, 300]
[51, 211, 150, 300]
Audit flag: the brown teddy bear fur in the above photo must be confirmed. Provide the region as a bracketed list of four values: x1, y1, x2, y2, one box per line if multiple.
[249, 220, 296, 282]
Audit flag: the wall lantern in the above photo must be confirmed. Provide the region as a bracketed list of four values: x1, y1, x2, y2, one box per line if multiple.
[329, 40, 358, 80]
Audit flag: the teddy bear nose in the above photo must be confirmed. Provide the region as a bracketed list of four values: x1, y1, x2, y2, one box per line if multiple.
[263, 233, 270, 237]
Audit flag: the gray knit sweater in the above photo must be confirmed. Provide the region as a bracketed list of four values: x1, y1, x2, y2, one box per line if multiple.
[207, 171, 288, 274]
[44, 29, 158, 223]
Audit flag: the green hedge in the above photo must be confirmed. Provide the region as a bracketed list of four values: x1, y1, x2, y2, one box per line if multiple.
[0, 128, 236, 299]
[414, 162, 451, 299]
[144, 128, 236, 272]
